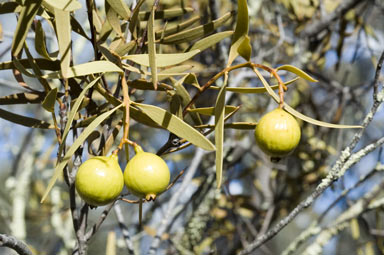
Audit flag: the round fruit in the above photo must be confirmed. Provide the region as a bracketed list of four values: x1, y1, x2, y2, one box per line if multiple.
[254, 108, 301, 158]
[124, 147, 170, 201]
[75, 154, 124, 206]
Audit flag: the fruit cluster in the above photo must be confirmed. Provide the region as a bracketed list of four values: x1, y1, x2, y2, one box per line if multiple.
[75, 146, 170, 206]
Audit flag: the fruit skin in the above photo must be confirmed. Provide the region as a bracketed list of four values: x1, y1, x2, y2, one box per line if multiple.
[124, 150, 170, 201]
[254, 108, 301, 158]
[75, 154, 124, 206]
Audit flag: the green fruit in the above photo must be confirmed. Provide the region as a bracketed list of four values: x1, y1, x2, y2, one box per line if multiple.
[75, 154, 124, 206]
[254, 108, 301, 158]
[124, 148, 170, 201]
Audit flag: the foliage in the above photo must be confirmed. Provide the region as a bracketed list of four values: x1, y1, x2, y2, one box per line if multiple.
[0, 0, 384, 254]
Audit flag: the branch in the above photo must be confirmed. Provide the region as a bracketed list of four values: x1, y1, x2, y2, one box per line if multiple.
[237, 49, 384, 255]
[301, 0, 366, 38]
[147, 148, 206, 254]
[0, 234, 32, 255]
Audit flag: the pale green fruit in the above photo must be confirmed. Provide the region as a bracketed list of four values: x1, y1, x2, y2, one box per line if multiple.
[254, 108, 301, 158]
[75, 154, 124, 206]
[124, 150, 170, 201]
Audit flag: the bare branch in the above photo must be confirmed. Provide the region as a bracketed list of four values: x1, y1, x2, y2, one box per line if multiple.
[0, 234, 32, 255]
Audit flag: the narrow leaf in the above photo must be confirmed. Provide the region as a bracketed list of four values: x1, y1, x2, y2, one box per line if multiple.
[134, 103, 215, 151]
[189, 31, 234, 52]
[35, 20, 54, 60]
[189, 106, 238, 116]
[42, 87, 58, 112]
[209, 77, 300, 93]
[227, 0, 249, 66]
[128, 79, 173, 91]
[12, 0, 42, 56]
[0, 108, 54, 129]
[214, 77, 228, 188]
[155, 16, 200, 39]
[0, 2, 21, 14]
[106, 0, 131, 20]
[43, 0, 82, 11]
[43, 61, 123, 79]
[0, 59, 60, 71]
[105, 1, 123, 37]
[54, 8, 71, 78]
[237, 35, 252, 61]
[123, 50, 200, 67]
[148, 6, 158, 90]
[160, 12, 233, 44]
[276, 65, 318, 82]
[253, 68, 362, 129]
[40, 103, 123, 203]
[139, 7, 194, 20]
[0, 92, 47, 105]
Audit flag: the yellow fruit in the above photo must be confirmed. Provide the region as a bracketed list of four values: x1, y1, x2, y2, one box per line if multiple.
[75, 154, 124, 206]
[254, 108, 301, 158]
[124, 148, 170, 201]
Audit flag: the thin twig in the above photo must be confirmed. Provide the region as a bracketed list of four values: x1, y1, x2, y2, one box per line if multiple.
[113, 203, 135, 255]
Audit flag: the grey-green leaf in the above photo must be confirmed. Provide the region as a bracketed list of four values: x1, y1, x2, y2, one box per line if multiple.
[189, 31, 234, 52]
[42, 88, 58, 112]
[276, 65, 318, 82]
[0, 108, 54, 129]
[148, 6, 158, 90]
[43, 61, 123, 79]
[123, 50, 200, 67]
[214, 76, 228, 188]
[134, 103, 215, 151]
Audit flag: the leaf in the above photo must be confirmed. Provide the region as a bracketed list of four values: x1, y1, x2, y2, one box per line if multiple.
[105, 1, 123, 37]
[214, 76, 228, 188]
[106, 0, 131, 20]
[0, 2, 21, 14]
[0, 59, 60, 71]
[139, 7, 194, 20]
[188, 106, 238, 116]
[35, 20, 54, 60]
[237, 35, 251, 61]
[43, 61, 123, 79]
[195, 122, 257, 130]
[128, 79, 173, 91]
[12, 0, 42, 56]
[148, 6, 158, 90]
[42, 88, 58, 112]
[123, 50, 200, 68]
[134, 103, 215, 151]
[0, 108, 54, 129]
[253, 67, 362, 129]
[276, 65, 318, 82]
[54, 8, 71, 78]
[0, 92, 47, 105]
[209, 77, 300, 93]
[155, 16, 200, 39]
[160, 12, 233, 44]
[188, 31, 234, 52]
[158, 65, 193, 81]
[43, 0, 82, 11]
[40, 103, 123, 203]
[227, 0, 249, 66]
[173, 75, 202, 125]
[58, 77, 101, 161]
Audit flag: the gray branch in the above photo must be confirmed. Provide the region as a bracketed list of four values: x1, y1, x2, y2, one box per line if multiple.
[0, 234, 32, 255]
